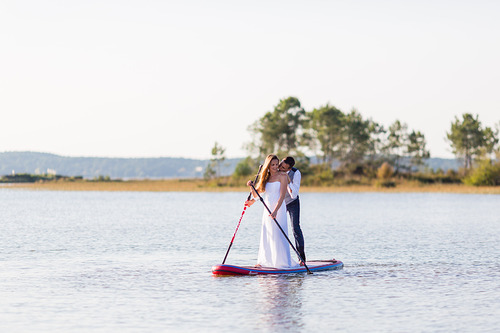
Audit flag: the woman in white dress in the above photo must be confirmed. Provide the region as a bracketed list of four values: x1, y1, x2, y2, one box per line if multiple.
[246, 154, 298, 269]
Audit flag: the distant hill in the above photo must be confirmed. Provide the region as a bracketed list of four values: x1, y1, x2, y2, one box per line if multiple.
[423, 157, 461, 172]
[0, 151, 460, 179]
[0, 152, 241, 179]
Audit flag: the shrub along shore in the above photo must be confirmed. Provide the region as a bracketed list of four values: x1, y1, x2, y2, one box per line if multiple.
[3, 177, 500, 194]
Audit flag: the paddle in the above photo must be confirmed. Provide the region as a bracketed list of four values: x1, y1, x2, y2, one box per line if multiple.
[222, 165, 263, 265]
[250, 183, 313, 274]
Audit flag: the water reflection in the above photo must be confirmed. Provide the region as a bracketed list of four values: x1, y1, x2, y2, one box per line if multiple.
[256, 275, 304, 331]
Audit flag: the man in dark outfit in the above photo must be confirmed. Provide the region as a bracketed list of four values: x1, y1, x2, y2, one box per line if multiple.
[279, 156, 306, 264]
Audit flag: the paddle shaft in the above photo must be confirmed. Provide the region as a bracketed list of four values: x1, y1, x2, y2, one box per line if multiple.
[222, 165, 263, 264]
[250, 184, 312, 274]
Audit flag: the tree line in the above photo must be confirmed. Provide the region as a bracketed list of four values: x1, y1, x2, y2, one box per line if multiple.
[207, 96, 500, 186]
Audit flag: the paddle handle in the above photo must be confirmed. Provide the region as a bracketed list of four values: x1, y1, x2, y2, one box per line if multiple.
[247, 165, 263, 201]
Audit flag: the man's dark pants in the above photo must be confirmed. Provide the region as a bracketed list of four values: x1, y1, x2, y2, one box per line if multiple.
[286, 198, 306, 262]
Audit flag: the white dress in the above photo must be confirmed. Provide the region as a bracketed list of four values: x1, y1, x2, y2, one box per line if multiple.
[257, 182, 298, 269]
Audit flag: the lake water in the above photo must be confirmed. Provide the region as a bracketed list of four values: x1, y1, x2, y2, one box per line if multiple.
[1, 189, 499, 332]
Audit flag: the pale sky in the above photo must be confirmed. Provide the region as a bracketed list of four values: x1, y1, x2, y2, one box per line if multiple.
[1, 0, 499, 159]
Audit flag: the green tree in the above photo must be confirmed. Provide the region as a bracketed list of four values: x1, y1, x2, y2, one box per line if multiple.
[446, 113, 497, 169]
[495, 122, 500, 155]
[247, 97, 306, 158]
[338, 109, 377, 169]
[365, 119, 386, 168]
[483, 126, 499, 155]
[232, 157, 255, 179]
[305, 104, 344, 165]
[407, 130, 430, 173]
[463, 155, 500, 186]
[203, 165, 216, 180]
[385, 120, 408, 173]
[205, 142, 226, 179]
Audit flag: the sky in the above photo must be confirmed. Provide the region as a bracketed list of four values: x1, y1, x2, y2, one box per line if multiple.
[1, 0, 499, 159]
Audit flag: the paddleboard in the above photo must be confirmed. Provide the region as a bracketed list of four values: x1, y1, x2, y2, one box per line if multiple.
[212, 259, 343, 275]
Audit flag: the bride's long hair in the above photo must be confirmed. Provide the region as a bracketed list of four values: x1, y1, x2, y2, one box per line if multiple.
[255, 154, 279, 192]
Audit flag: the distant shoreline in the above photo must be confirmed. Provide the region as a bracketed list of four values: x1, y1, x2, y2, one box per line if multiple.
[3, 179, 500, 194]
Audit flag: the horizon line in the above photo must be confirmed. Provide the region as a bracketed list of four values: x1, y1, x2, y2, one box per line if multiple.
[0, 150, 458, 161]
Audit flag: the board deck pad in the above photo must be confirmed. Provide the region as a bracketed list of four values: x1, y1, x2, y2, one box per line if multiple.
[212, 259, 343, 275]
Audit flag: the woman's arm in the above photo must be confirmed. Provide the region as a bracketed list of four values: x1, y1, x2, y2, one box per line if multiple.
[271, 174, 287, 218]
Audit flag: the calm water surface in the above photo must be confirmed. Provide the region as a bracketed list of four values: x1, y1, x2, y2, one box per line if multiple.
[1, 189, 499, 332]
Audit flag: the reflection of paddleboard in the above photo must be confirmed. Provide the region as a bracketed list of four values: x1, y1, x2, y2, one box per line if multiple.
[212, 259, 343, 275]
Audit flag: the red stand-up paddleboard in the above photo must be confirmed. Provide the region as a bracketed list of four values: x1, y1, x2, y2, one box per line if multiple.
[212, 259, 343, 275]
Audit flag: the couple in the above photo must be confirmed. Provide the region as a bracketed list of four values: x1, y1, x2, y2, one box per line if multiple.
[246, 154, 306, 269]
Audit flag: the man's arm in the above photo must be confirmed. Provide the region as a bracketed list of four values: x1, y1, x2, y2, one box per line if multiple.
[288, 169, 301, 199]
